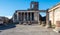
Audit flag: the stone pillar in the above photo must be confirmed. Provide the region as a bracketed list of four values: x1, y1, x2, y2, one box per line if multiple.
[37, 12, 40, 25]
[46, 9, 51, 28]
[27, 12, 28, 24]
[13, 15, 15, 22]
[23, 12, 26, 25]
[19, 12, 22, 24]
[21, 12, 23, 24]
[17, 12, 19, 22]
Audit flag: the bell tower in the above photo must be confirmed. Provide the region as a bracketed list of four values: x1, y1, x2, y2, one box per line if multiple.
[28, 1, 39, 10]
[30, 1, 39, 10]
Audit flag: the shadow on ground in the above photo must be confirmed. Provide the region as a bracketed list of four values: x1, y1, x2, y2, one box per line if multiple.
[0, 23, 17, 30]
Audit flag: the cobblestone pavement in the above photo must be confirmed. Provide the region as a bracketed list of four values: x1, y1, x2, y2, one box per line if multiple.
[0, 24, 60, 35]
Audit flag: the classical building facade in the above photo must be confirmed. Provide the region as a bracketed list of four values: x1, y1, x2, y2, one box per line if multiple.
[12, 1, 46, 25]
[13, 1, 38, 24]
[13, 10, 40, 24]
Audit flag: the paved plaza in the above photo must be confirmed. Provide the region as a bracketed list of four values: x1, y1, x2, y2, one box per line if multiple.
[0, 24, 60, 35]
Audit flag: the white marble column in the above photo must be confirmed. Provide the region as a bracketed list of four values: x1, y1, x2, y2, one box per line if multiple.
[27, 12, 28, 21]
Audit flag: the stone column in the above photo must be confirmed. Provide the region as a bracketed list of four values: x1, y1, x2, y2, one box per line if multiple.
[27, 12, 28, 21]
[21, 12, 23, 24]
[17, 12, 19, 22]
[23, 12, 26, 25]
[28, 12, 31, 25]
[26, 12, 28, 24]
[19, 12, 22, 24]
[13, 15, 15, 22]
[46, 9, 51, 28]
[38, 12, 40, 25]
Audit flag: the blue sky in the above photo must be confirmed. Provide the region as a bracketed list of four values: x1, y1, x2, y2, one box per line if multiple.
[0, 0, 60, 18]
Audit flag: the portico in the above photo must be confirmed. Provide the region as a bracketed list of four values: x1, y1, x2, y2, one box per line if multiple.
[12, 1, 46, 25]
[13, 10, 40, 24]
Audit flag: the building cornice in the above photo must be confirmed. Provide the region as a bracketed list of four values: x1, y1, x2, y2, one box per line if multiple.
[48, 2, 60, 12]
[15, 10, 46, 13]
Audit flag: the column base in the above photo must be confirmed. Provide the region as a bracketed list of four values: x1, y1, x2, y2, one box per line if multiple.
[45, 25, 52, 28]
[23, 22, 27, 25]
[38, 21, 41, 25]
[28, 21, 32, 25]
[38, 23, 41, 25]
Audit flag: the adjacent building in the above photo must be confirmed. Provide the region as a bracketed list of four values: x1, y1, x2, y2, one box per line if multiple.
[48, 3, 60, 32]
[0, 16, 9, 24]
[49, 3, 60, 26]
